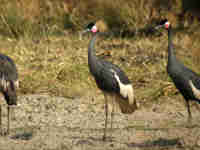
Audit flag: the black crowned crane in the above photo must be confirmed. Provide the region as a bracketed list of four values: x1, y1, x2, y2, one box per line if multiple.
[82, 22, 138, 141]
[0, 54, 18, 135]
[155, 19, 200, 123]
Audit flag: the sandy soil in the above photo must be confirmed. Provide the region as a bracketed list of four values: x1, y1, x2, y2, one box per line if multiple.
[0, 94, 200, 150]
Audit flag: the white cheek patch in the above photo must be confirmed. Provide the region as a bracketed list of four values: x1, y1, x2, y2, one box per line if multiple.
[189, 80, 200, 99]
[111, 69, 134, 105]
[15, 80, 19, 88]
[91, 25, 97, 33]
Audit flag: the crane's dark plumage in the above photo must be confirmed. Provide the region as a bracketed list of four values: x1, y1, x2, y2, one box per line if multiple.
[0, 53, 18, 135]
[156, 19, 200, 122]
[83, 22, 137, 140]
[88, 34, 130, 93]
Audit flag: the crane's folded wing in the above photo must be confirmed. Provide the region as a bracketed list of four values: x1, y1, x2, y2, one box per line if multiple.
[0, 55, 18, 81]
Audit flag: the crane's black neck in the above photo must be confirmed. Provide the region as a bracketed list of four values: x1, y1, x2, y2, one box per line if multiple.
[88, 32, 110, 76]
[167, 26, 176, 63]
[88, 32, 102, 75]
[88, 32, 99, 61]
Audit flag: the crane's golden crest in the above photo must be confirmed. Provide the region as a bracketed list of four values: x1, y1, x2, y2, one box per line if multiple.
[95, 20, 108, 32]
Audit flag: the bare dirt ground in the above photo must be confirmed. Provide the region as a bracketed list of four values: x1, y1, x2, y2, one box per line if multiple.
[0, 94, 200, 150]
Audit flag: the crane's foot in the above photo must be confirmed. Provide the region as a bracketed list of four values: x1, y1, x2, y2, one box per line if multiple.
[102, 135, 106, 141]
[102, 135, 114, 142]
[0, 130, 7, 136]
[182, 117, 197, 128]
[184, 123, 197, 128]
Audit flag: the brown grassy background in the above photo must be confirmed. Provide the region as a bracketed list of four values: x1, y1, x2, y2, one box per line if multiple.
[0, 1, 200, 150]
[0, 0, 199, 98]
[0, 0, 199, 37]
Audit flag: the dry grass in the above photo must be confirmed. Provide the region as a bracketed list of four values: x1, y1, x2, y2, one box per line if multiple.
[0, 23, 199, 103]
[1, 0, 199, 38]
[0, 34, 93, 98]
[0, 1, 200, 150]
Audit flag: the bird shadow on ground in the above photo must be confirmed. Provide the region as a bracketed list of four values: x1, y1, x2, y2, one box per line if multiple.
[10, 126, 36, 141]
[127, 138, 183, 148]
[71, 135, 184, 149]
[71, 135, 122, 145]
[11, 132, 33, 140]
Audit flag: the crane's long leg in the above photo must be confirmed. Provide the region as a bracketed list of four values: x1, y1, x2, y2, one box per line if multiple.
[110, 94, 115, 130]
[110, 94, 116, 140]
[7, 106, 10, 135]
[186, 100, 192, 123]
[103, 93, 108, 141]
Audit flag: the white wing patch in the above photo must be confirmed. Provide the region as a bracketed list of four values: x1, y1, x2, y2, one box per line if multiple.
[110, 69, 134, 105]
[189, 80, 200, 99]
[15, 80, 19, 88]
[0, 75, 19, 91]
[0, 75, 9, 91]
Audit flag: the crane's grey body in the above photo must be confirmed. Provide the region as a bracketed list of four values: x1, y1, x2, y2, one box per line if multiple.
[166, 25, 200, 122]
[87, 31, 137, 140]
[0, 54, 18, 81]
[89, 33, 130, 93]
[0, 53, 18, 135]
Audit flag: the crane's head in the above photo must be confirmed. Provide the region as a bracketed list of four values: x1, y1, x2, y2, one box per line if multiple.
[155, 19, 170, 30]
[81, 22, 98, 35]
[86, 22, 98, 33]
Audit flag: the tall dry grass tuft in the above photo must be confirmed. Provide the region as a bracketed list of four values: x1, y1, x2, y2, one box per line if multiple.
[0, 0, 73, 38]
[70, 0, 153, 31]
[191, 34, 200, 68]
[0, 0, 186, 38]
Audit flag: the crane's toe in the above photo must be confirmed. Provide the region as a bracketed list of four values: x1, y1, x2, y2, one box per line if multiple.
[0, 130, 7, 136]
[102, 135, 114, 142]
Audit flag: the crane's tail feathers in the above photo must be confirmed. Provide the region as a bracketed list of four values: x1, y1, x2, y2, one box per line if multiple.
[115, 94, 138, 114]
[189, 80, 200, 99]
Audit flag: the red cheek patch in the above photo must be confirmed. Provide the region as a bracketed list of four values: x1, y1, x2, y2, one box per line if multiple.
[165, 22, 170, 29]
[91, 26, 98, 33]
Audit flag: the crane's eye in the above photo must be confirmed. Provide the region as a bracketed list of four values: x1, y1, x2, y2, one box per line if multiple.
[159, 19, 168, 25]
[86, 22, 95, 30]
